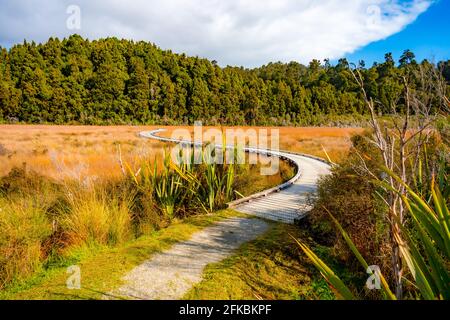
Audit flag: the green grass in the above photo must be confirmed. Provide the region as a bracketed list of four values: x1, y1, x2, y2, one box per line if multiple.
[182, 222, 335, 300]
[1, 209, 348, 300]
[0, 209, 244, 300]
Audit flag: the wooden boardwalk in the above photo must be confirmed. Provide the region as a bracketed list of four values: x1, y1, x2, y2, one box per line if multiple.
[234, 154, 330, 223]
[140, 129, 331, 224]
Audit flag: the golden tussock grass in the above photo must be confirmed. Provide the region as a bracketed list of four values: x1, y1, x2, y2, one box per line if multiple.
[0, 197, 52, 287]
[0, 125, 165, 181]
[159, 125, 364, 163]
[0, 125, 363, 180]
[62, 188, 133, 248]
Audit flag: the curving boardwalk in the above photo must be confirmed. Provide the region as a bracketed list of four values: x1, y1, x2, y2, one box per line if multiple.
[107, 129, 331, 300]
[140, 129, 331, 224]
[233, 155, 330, 223]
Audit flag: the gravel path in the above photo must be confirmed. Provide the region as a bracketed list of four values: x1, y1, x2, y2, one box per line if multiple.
[109, 217, 269, 300]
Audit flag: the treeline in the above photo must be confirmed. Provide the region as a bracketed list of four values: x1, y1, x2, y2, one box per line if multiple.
[0, 35, 449, 126]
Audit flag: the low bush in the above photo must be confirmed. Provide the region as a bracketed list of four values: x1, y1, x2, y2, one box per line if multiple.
[0, 198, 52, 288]
[306, 130, 448, 295]
[306, 133, 391, 276]
[61, 188, 133, 247]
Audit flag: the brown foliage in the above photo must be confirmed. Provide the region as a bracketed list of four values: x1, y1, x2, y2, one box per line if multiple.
[307, 133, 392, 278]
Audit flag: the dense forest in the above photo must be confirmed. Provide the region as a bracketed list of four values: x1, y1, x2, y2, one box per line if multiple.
[0, 35, 449, 126]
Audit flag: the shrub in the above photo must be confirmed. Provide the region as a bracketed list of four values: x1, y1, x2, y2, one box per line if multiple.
[135, 190, 166, 235]
[307, 130, 448, 295]
[0, 198, 52, 288]
[0, 164, 61, 207]
[62, 188, 133, 247]
[307, 133, 391, 276]
[296, 168, 450, 300]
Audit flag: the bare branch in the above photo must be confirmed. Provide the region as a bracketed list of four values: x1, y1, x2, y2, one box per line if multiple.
[116, 143, 126, 176]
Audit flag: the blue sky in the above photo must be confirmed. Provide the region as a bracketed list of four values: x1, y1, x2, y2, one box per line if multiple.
[0, 0, 448, 67]
[345, 0, 450, 66]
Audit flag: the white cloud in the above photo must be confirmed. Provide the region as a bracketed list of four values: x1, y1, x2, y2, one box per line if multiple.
[0, 0, 433, 67]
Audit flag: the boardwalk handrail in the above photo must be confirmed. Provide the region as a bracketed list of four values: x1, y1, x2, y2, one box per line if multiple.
[139, 129, 332, 209]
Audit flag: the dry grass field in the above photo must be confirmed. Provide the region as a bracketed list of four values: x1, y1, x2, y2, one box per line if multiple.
[0, 124, 364, 296]
[0, 125, 364, 180]
[158, 126, 364, 162]
[0, 125, 164, 180]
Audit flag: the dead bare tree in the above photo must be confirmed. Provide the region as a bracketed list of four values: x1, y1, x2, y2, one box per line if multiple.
[349, 62, 448, 299]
